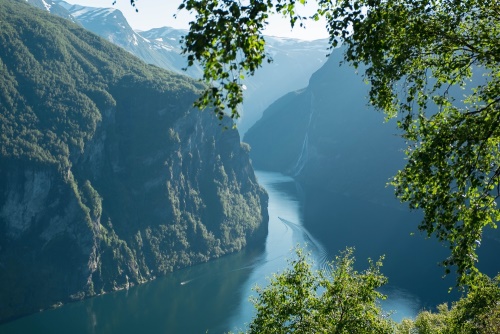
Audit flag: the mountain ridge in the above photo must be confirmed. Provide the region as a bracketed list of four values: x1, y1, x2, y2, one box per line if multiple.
[244, 49, 404, 203]
[26, 0, 330, 134]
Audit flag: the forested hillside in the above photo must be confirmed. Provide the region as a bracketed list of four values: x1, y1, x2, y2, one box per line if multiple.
[0, 0, 267, 322]
[26, 0, 330, 134]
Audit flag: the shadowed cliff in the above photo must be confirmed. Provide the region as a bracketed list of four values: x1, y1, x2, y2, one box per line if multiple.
[0, 0, 267, 322]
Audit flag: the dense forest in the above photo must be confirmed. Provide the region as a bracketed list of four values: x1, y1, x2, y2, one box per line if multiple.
[0, 0, 267, 322]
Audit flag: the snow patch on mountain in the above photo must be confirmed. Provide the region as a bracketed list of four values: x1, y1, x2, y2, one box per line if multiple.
[42, 0, 51, 11]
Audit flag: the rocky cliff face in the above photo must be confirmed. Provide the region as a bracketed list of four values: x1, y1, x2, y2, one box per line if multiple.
[0, 0, 267, 322]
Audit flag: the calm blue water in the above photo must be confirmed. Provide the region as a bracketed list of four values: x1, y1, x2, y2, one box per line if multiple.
[0, 171, 477, 333]
[0, 171, 308, 333]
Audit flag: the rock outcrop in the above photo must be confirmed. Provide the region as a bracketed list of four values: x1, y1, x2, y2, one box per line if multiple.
[0, 0, 267, 322]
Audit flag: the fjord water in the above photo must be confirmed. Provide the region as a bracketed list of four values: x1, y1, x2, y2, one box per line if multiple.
[0, 171, 300, 333]
[0, 171, 460, 333]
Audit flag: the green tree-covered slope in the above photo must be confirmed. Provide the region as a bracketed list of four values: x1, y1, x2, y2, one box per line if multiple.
[0, 0, 267, 322]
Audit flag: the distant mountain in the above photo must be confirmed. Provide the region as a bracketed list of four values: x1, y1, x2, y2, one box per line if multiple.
[132, 26, 205, 78]
[27, 0, 330, 134]
[238, 36, 329, 134]
[138, 26, 330, 133]
[244, 48, 404, 204]
[244, 47, 500, 302]
[26, 0, 201, 76]
[25, 0, 77, 23]
[0, 0, 267, 322]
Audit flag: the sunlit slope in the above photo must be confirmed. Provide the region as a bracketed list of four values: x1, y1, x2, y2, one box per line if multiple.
[27, 0, 330, 134]
[0, 0, 267, 322]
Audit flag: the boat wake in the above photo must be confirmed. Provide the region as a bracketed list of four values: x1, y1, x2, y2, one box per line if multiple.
[180, 217, 330, 286]
[179, 254, 270, 286]
[278, 217, 330, 273]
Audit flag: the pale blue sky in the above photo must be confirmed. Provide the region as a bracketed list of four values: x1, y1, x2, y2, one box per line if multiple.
[64, 0, 329, 40]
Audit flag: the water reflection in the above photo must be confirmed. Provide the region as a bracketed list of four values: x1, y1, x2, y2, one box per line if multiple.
[229, 171, 428, 328]
[0, 242, 266, 334]
[0, 171, 305, 334]
[227, 171, 308, 331]
[3, 170, 483, 333]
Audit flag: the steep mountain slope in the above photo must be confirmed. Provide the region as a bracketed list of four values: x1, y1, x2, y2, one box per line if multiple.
[245, 48, 403, 203]
[27, 0, 330, 134]
[238, 36, 329, 134]
[139, 27, 330, 133]
[244, 47, 500, 303]
[31, 0, 201, 77]
[25, 0, 77, 22]
[0, 0, 267, 322]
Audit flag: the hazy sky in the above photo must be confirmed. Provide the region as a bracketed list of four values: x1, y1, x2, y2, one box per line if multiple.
[64, 0, 329, 40]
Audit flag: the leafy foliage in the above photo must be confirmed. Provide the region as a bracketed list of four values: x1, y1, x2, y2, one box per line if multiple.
[178, 0, 320, 119]
[335, 0, 500, 286]
[394, 274, 500, 334]
[243, 248, 394, 334]
[177, 0, 267, 119]
[241, 249, 499, 334]
[178, 0, 500, 285]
